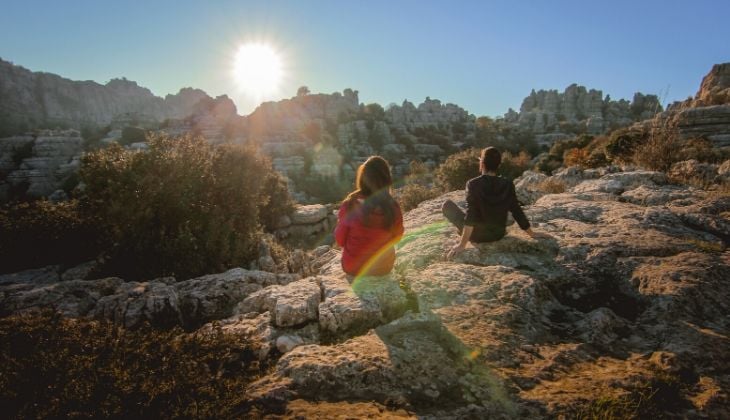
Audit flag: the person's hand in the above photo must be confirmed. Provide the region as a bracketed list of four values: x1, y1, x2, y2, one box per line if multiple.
[447, 243, 466, 259]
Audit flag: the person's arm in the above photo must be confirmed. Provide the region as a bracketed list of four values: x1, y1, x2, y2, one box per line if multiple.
[509, 183, 531, 231]
[334, 204, 349, 248]
[509, 183, 552, 240]
[447, 225, 473, 259]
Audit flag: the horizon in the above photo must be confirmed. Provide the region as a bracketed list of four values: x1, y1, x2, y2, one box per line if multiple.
[1, 0, 729, 117]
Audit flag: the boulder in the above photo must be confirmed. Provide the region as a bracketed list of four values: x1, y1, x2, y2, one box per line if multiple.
[291, 205, 328, 225]
[318, 275, 407, 335]
[237, 278, 321, 328]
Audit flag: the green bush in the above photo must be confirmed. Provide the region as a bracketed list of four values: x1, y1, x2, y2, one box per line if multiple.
[435, 148, 481, 191]
[79, 134, 284, 280]
[396, 183, 441, 212]
[11, 141, 34, 166]
[119, 126, 146, 145]
[0, 200, 101, 274]
[293, 174, 353, 204]
[259, 171, 295, 231]
[499, 151, 532, 180]
[0, 311, 258, 419]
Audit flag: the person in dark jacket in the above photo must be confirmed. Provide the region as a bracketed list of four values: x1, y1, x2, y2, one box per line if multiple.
[443, 147, 550, 259]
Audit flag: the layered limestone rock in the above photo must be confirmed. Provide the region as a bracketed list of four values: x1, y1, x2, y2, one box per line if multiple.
[274, 204, 337, 241]
[386, 98, 474, 131]
[511, 84, 661, 142]
[0, 129, 83, 199]
[639, 62, 730, 147]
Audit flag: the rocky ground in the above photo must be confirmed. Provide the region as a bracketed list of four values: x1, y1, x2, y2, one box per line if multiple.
[1, 167, 728, 418]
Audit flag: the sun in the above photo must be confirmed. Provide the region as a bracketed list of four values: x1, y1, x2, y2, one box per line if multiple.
[233, 43, 283, 99]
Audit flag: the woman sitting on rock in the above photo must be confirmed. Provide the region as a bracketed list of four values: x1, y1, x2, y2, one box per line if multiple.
[335, 156, 404, 279]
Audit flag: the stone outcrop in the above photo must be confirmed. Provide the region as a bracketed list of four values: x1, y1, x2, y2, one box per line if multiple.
[637, 62, 730, 147]
[274, 204, 337, 241]
[0, 129, 83, 200]
[508, 84, 662, 145]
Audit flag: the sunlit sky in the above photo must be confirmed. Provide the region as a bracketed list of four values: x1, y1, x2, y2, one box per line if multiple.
[1, 0, 729, 116]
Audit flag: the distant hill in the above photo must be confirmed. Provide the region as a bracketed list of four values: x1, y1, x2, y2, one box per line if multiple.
[0, 58, 216, 135]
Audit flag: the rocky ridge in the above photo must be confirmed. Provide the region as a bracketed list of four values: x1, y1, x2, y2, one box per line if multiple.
[1, 166, 728, 418]
[0, 58, 222, 130]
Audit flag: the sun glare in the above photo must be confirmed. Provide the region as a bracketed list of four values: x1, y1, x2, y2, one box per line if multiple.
[233, 43, 283, 99]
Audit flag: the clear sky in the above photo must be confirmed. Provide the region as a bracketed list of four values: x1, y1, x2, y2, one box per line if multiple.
[1, 0, 728, 116]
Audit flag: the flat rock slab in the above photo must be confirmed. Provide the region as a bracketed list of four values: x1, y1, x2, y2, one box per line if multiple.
[291, 204, 328, 225]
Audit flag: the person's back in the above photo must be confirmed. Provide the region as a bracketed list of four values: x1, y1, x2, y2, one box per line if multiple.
[463, 174, 530, 242]
[443, 147, 550, 259]
[336, 196, 403, 276]
[335, 156, 404, 277]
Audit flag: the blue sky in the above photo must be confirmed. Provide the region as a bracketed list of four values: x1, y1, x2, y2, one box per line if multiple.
[1, 0, 728, 116]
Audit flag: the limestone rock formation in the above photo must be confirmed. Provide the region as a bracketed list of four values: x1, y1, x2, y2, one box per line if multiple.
[0, 129, 83, 200]
[638, 62, 730, 147]
[508, 84, 662, 146]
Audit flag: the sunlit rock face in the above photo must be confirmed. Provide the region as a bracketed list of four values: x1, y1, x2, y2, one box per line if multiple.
[638, 62, 730, 147]
[1, 167, 728, 417]
[511, 84, 661, 145]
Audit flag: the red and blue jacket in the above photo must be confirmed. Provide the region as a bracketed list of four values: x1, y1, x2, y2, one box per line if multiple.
[335, 196, 404, 276]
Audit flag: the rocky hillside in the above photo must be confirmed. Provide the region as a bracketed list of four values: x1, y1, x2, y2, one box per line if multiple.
[0, 58, 222, 134]
[1, 166, 727, 418]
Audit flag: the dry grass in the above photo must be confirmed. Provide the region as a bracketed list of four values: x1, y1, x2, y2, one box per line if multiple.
[535, 178, 567, 194]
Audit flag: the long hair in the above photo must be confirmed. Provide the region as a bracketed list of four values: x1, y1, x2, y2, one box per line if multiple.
[344, 156, 396, 228]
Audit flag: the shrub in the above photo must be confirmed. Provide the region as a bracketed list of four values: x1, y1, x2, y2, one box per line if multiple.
[293, 174, 353, 204]
[404, 160, 432, 186]
[563, 147, 590, 167]
[534, 154, 562, 175]
[259, 171, 295, 231]
[605, 127, 647, 163]
[396, 183, 441, 212]
[632, 130, 683, 171]
[11, 141, 34, 166]
[435, 148, 481, 191]
[0, 200, 101, 274]
[499, 151, 532, 179]
[535, 178, 567, 194]
[548, 134, 593, 161]
[79, 134, 283, 280]
[119, 126, 146, 145]
[0, 312, 259, 419]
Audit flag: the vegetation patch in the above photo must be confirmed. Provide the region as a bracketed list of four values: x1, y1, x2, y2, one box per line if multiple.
[0, 311, 262, 419]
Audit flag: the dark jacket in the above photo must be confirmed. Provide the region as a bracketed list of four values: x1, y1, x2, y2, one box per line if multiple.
[464, 174, 530, 242]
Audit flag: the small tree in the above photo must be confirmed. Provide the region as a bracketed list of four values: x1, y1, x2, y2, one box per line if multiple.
[79, 133, 289, 280]
[435, 148, 481, 192]
[297, 86, 310, 97]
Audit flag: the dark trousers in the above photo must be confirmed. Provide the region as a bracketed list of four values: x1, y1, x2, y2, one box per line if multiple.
[442, 199, 466, 234]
